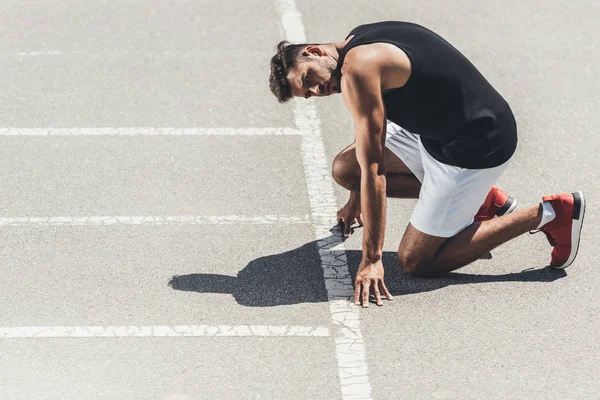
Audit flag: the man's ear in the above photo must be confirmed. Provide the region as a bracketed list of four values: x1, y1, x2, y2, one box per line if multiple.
[304, 45, 325, 57]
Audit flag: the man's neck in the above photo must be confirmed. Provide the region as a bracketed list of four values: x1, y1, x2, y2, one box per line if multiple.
[321, 42, 348, 65]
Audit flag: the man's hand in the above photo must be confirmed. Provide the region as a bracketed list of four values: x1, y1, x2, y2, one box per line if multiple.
[354, 258, 393, 307]
[337, 191, 363, 238]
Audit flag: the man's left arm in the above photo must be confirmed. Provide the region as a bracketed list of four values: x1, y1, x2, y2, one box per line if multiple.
[341, 59, 393, 307]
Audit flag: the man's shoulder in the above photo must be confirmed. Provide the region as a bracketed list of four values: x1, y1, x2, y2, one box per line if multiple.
[342, 42, 410, 82]
[340, 48, 383, 109]
[340, 25, 414, 99]
[342, 45, 382, 77]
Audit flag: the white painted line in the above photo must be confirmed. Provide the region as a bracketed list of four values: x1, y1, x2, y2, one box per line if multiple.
[276, 1, 373, 399]
[0, 325, 330, 339]
[0, 215, 311, 227]
[8, 50, 226, 57]
[11, 51, 72, 56]
[0, 127, 301, 136]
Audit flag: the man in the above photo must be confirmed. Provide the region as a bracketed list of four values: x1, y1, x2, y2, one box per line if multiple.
[268, 21, 585, 308]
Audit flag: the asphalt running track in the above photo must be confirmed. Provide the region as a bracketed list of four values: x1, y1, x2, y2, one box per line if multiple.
[0, 0, 599, 399]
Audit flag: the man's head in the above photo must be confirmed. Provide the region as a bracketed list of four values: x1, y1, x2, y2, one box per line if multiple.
[269, 40, 341, 103]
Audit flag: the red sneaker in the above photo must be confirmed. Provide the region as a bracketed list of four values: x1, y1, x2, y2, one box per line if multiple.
[536, 191, 586, 269]
[474, 186, 518, 222]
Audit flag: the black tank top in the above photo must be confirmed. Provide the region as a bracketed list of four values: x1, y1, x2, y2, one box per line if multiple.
[342, 21, 517, 169]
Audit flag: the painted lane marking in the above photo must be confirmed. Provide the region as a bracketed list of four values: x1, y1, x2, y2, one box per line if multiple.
[0, 127, 301, 136]
[7, 50, 242, 56]
[0, 215, 311, 227]
[11, 51, 69, 56]
[0, 325, 329, 339]
[276, 1, 373, 399]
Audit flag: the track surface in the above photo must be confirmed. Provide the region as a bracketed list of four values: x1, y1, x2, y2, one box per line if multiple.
[1, 0, 599, 399]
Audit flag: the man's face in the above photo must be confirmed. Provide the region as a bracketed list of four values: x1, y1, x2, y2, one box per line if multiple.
[287, 47, 341, 99]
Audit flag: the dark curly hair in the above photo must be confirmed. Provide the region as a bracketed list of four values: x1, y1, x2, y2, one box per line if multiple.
[269, 40, 313, 103]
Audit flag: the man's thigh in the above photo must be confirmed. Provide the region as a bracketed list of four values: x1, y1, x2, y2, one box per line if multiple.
[336, 141, 414, 175]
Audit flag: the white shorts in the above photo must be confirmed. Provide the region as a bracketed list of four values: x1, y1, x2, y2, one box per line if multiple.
[385, 120, 512, 238]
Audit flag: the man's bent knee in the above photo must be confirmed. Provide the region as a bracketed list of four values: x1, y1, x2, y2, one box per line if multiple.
[398, 223, 448, 277]
[332, 152, 360, 190]
[398, 250, 439, 277]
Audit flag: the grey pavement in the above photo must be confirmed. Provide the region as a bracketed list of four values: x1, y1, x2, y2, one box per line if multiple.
[0, 136, 309, 216]
[1, 0, 599, 399]
[1, 338, 339, 399]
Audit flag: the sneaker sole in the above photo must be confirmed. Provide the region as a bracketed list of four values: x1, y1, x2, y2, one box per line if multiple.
[552, 191, 585, 269]
[496, 196, 518, 217]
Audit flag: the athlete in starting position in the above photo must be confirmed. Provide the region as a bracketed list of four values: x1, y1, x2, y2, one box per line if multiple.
[268, 21, 585, 307]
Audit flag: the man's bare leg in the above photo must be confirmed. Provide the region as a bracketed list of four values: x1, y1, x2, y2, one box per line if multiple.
[333, 141, 422, 236]
[332, 142, 421, 198]
[398, 205, 543, 277]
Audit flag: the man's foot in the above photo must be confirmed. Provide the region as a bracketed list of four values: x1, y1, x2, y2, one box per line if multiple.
[536, 191, 586, 269]
[474, 186, 518, 222]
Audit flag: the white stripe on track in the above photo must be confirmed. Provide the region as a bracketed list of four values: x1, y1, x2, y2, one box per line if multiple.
[8, 50, 232, 57]
[0, 127, 301, 136]
[11, 51, 70, 56]
[0, 325, 329, 339]
[276, 1, 373, 399]
[0, 215, 311, 227]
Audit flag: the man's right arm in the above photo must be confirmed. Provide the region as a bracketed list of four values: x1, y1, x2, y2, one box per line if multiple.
[341, 52, 393, 307]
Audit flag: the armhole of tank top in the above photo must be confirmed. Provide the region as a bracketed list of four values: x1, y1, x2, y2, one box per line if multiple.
[343, 39, 415, 91]
[342, 34, 357, 58]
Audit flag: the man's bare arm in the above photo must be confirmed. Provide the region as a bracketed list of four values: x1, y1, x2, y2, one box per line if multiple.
[342, 56, 387, 262]
[341, 52, 393, 307]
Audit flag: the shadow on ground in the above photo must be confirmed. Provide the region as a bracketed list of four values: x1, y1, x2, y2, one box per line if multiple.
[169, 235, 566, 307]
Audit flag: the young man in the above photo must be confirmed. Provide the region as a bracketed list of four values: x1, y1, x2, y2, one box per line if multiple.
[268, 21, 585, 308]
